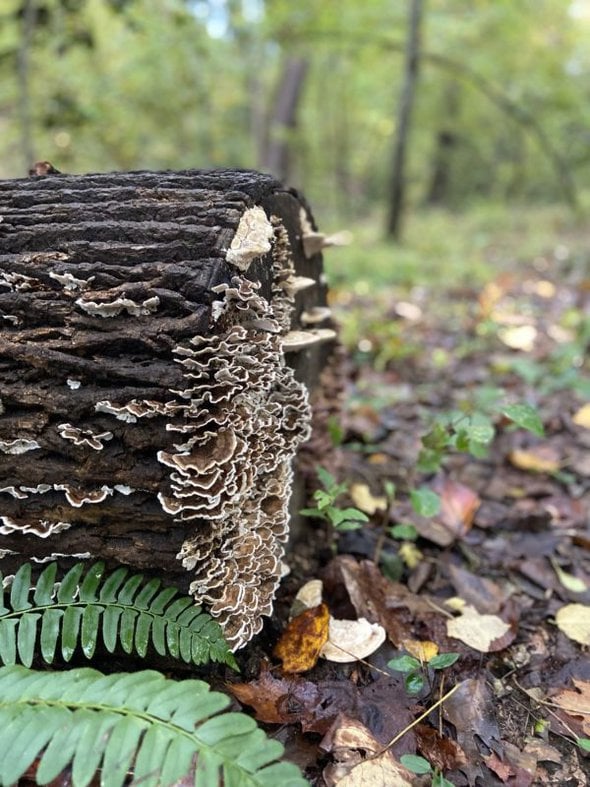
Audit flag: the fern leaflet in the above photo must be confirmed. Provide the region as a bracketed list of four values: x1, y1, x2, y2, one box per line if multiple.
[0, 562, 237, 670]
[0, 665, 308, 787]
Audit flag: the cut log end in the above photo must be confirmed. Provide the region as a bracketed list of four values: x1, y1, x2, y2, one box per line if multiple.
[0, 168, 338, 649]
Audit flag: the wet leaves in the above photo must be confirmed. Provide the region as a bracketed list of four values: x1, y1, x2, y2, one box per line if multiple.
[232, 264, 589, 784]
[273, 603, 330, 673]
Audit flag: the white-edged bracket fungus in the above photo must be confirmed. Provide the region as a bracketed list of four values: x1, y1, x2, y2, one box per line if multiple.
[0, 168, 338, 649]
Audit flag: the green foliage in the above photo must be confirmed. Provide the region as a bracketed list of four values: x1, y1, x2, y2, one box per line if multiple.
[400, 754, 432, 774]
[417, 397, 544, 473]
[428, 652, 460, 670]
[0, 561, 237, 670]
[388, 651, 460, 696]
[502, 403, 544, 436]
[410, 487, 441, 518]
[577, 738, 590, 753]
[389, 522, 418, 541]
[401, 754, 456, 786]
[300, 467, 369, 532]
[0, 664, 307, 787]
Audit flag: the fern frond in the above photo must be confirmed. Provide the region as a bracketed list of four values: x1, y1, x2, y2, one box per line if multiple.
[0, 562, 237, 670]
[0, 665, 308, 787]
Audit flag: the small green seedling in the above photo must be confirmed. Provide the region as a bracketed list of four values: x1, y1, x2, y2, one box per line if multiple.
[400, 754, 456, 786]
[300, 467, 369, 532]
[388, 651, 460, 695]
[417, 400, 544, 473]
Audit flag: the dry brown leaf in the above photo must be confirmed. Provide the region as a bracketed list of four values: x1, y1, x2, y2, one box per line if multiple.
[447, 564, 507, 614]
[447, 604, 513, 652]
[509, 446, 561, 473]
[414, 724, 467, 772]
[552, 680, 590, 736]
[320, 617, 386, 663]
[324, 556, 439, 646]
[350, 483, 387, 515]
[555, 603, 590, 646]
[572, 403, 590, 429]
[443, 677, 501, 783]
[274, 602, 330, 673]
[321, 714, 414, 787]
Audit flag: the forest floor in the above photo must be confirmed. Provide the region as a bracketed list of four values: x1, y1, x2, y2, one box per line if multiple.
[228, 247, 590, 786]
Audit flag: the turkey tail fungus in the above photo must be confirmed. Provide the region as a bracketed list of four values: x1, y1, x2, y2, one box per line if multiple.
[0, 168, 338, 649]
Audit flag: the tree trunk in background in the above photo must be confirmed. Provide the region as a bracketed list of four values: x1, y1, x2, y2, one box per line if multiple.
[0, 168, 339, 649]
[386, 0, 423, 240]
[262, 57, 309, 184]
[426, 82, 460, 206]
[16, 0, 36, 170]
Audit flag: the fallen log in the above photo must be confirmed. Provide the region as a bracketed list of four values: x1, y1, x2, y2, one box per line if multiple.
[0, 168, 337, 648]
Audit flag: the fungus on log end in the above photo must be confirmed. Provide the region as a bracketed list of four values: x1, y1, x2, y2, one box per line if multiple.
[0, 168, 337, 648]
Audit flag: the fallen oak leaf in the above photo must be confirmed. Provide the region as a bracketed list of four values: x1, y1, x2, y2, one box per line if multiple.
[274, 602, 330, 673]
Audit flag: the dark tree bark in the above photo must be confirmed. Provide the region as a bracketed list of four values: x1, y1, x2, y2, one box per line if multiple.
[262, 57, 309, 184]
[386, 0, 423, 240]
[426, 82, 460, 206]
[0, 168, 337, 648]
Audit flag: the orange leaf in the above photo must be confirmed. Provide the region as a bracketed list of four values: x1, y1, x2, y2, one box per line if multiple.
[274, 603, 330, 673]
[439, 479, 481, 533]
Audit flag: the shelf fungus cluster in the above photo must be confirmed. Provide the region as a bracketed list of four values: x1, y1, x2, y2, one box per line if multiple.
[0, 168, 338, 649]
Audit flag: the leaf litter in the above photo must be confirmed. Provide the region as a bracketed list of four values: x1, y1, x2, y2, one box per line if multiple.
[225, 260, 590, 785]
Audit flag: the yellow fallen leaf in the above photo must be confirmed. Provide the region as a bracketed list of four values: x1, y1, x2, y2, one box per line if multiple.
[399, 541, 422, 569]
[555, 603, 590, 646]
[447, 605, 511, 652]
[509, 447, 560, 473]
[402, 639, 439, 662]
[350, 483, 387, 515]
[320, 617, 386, 663]
[534, 280, 556, 298]
[572, 403, 590, 430]
[498, 325, 537, 351]
[274, 603, 330, 673]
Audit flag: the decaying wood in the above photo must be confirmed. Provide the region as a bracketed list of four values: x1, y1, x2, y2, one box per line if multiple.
[0, 168, 337, 648]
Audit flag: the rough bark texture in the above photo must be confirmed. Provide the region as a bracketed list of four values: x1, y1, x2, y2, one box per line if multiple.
[0, 168, 337, 648]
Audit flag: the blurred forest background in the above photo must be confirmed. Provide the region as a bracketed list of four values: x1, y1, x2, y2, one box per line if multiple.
[2, 0, 590, 288]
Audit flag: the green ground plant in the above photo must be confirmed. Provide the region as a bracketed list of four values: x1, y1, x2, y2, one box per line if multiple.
[300, 466, 369, 533]
[0, 562, 306, 787]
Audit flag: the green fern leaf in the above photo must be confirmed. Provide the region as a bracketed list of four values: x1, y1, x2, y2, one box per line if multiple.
[0, 562, 237, 670]
[0, 665, 308, 787]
